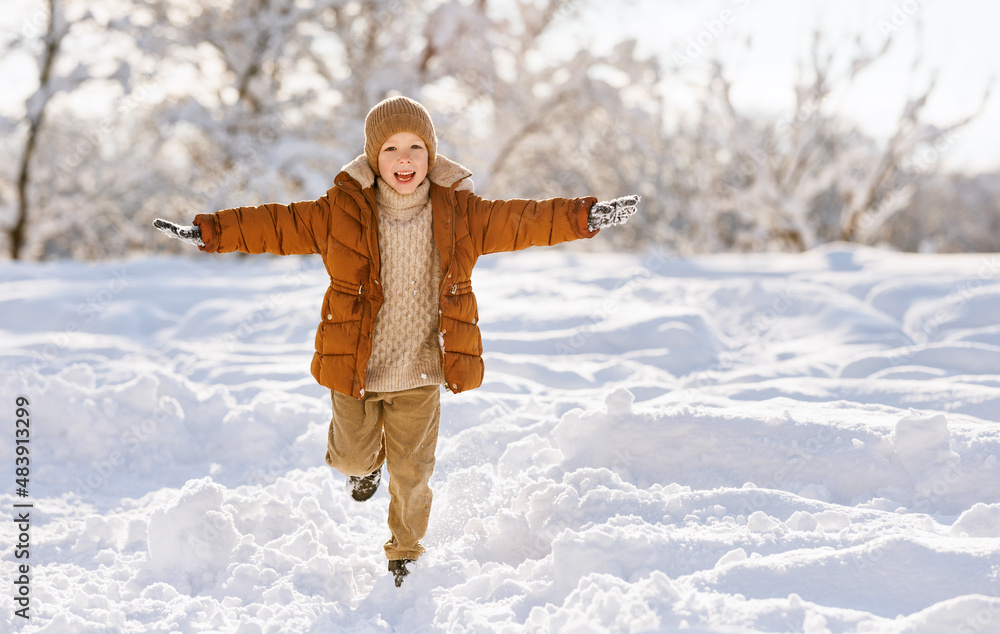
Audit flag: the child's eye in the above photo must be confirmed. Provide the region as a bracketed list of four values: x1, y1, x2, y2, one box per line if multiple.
[383, 146, 396, 152]
[411, 144, 423, 150]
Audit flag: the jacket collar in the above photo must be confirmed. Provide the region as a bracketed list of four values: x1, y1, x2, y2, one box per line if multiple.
[341, 154, 475, 193]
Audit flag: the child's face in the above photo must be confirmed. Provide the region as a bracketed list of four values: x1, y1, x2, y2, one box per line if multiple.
[378, 132, 429, 195]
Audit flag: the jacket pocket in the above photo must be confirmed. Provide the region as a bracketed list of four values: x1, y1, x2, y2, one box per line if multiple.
[323, 278, 364, 325]
[441, 280, 479, 327]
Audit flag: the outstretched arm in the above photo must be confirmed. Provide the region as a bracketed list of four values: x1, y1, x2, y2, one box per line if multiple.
[464, 194, 598, 255]
[212, 200, 329, 255]
[203, 198, 332, 255]
[463, 192, 641, 255]
[155, 198, 328, 255]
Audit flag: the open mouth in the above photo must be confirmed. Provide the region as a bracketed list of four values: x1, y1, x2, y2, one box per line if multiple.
[395, 171, 415, 183]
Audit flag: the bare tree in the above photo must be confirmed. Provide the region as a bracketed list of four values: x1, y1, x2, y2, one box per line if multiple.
[2, 1, 992, 259]
[610, 29, 993, 254]
[839, 75, 991, 244]
[9, 0, 69, 259]
[3, 1, 132, 259]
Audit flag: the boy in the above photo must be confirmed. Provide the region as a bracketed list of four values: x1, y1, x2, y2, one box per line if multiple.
[160, 96, 638, 587]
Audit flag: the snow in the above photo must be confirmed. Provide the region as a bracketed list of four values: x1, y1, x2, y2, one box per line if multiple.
[2, 243, 1000, 632]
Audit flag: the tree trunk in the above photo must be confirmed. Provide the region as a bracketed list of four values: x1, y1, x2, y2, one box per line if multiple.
[10, 120, 42, 259]
[9, 0, 58, 260]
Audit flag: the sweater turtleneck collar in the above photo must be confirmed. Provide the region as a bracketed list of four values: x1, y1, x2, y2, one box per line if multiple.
[375, 177, 431, 221]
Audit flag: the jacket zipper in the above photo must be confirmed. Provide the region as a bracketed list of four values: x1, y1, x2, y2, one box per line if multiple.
[359, 184, 380, 398]
[438, 182, 461, 390]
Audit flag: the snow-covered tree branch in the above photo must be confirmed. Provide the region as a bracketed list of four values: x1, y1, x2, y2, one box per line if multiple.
[0, 1, 994, 259]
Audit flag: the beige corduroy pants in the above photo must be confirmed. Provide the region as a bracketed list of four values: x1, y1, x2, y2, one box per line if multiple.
[325, 384, 441, 561]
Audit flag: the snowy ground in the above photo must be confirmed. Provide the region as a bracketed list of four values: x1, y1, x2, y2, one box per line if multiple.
[2, 244, 1000, 633]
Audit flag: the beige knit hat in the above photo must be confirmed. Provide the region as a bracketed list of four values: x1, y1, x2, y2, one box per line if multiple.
[364, 96, 437, 172]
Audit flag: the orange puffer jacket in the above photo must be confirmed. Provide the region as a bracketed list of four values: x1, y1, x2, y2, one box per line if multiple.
[201, 155, 599, 398]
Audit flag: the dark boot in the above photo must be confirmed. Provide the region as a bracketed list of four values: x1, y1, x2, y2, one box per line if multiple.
[388, 559, 414, 587]
[347, 466, 381, 502]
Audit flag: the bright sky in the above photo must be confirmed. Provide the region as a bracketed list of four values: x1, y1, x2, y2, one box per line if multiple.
[579, 0, 999, 173]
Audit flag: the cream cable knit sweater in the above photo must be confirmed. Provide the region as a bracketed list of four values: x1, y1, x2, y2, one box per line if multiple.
[365, 178, 445, 392]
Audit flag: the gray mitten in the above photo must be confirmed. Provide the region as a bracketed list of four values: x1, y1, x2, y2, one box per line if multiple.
[153, 218, 205, 247]
[588, 195, 640, 232]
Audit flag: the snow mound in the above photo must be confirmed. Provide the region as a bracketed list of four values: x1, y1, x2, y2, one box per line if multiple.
[898, 594, 1000, 634]
[890, 410, 959, 475]
[147, 477, 240, 592]
[693, 536, 1000, 619]
[950, 502, 1000, 538]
